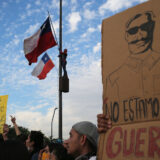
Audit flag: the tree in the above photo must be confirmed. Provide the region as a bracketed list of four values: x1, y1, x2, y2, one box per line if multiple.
[8, 125, 50, 144]
[7, 125, 30, 142]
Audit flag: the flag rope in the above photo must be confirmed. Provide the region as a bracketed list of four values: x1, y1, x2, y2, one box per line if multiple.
[48, 11, 59, 49]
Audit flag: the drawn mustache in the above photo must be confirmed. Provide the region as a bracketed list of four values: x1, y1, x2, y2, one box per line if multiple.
[129, 37, 149, 44]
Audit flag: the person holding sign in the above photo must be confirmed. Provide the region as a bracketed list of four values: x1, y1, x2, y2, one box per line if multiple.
[2, 124, 9, 141]
[63, 115, 111, 160]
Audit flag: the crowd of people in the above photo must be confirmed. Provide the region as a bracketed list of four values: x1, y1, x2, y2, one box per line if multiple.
[0, 114, 112, 160]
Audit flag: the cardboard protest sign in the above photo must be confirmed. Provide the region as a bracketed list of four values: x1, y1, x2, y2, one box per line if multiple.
[0, 95, 8, 133]
[99, 121, 160, 160]
[99, 0, 160, 159]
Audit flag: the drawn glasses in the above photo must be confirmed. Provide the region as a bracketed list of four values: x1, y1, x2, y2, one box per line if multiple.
[127, 21, 155, 35]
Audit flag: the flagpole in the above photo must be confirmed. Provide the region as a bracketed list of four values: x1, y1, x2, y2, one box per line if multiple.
[59, 0, 63, 140]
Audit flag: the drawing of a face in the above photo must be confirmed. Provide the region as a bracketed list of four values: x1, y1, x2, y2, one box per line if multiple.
[125, 13, 155, 55]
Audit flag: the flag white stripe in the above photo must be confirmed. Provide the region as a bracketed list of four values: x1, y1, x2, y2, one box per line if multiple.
[31, 60, 44, 77]
[23, 29, 41, 55]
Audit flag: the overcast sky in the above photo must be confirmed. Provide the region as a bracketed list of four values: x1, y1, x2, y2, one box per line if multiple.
[0, 0, 147, 139]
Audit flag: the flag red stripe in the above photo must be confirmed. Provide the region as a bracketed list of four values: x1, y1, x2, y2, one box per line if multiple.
[37, 31, 57, 56]
[25, 32, 57, 63]
[37, 59, 54, 80]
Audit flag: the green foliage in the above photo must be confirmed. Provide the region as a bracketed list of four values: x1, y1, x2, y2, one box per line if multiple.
[44, 135, 50, 145]
[7, 125, 50, 145]
[7, 125, 30, 141]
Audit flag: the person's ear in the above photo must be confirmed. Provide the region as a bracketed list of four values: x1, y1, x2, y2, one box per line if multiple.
[80, 135, 87, 146]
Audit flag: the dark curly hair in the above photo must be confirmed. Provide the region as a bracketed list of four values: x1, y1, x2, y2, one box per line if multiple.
[30, 131, 44, 152]
[49, 142, 73, 160]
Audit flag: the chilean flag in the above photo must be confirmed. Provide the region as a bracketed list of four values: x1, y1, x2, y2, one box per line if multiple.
[24, 17, 57, 65]
[31, 53, 55, 80]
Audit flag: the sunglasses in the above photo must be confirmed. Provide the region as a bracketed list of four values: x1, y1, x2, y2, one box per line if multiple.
[126, 21, 154, 35]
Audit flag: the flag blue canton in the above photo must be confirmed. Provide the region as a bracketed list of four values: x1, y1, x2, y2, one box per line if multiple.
[40, 17, 51, 37]
[42, 53, 50, 64]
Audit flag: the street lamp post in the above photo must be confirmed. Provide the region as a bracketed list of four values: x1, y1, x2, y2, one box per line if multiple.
[51, 107, 58, 140]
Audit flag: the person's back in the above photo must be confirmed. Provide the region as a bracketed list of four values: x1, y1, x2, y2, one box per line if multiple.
[0, 140, 30, 160]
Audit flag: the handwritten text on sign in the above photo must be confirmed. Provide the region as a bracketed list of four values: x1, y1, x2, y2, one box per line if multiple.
[105, 97, 160, 125]
[104, 122, 160, 160]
